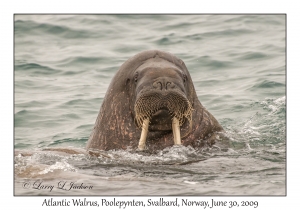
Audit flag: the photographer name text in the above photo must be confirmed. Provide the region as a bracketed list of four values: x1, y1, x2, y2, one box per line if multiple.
[23, 180, 93, 192]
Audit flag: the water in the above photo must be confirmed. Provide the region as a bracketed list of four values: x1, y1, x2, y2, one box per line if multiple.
[14, 14, 286, 195]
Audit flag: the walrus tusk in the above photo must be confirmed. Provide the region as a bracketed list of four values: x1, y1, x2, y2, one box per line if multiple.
[138, 118, 149, 150]
[172, 117, 181, 145]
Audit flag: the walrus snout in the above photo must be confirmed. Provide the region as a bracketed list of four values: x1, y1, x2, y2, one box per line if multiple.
[134, 90, 192, 128]
[134, 90, 193, 151]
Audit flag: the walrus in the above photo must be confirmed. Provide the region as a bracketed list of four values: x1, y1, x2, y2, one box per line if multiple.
[86, 50, 223, 153]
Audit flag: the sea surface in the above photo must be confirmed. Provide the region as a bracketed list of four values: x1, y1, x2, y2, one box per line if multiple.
[14, 14, 286, 196]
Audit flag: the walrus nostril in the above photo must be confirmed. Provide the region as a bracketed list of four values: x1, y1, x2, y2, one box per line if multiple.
[166, 82, 170, 90]
[166, 82, 175, 90]
[153, 79, 175, 90]
[153, 81, 162, 90]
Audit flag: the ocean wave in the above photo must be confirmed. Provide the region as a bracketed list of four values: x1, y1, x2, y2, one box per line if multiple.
[15, 20, 98, 39]
[250, 80, 285, 89]
[15, 62, 61, 75]
[239, 52, 268, 60]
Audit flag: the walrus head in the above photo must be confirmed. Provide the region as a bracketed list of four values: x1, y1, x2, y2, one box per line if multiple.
[132, 57, 193, 150]
[86, 50, 223, 153]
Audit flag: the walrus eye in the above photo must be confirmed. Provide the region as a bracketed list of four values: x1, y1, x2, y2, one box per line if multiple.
[134, 72, 138, 83]
[182, 73, 187, 83]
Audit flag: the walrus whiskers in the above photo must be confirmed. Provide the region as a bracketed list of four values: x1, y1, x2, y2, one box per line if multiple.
[134, 91, 192, 128]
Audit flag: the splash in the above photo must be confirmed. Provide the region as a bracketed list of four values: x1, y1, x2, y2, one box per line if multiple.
[224, 96, 286, 151]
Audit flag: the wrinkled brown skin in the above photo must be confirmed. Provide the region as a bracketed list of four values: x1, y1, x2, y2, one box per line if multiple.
[86, 50, 223, 153]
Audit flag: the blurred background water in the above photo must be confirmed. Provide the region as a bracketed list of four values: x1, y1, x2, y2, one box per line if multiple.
[14, 14, 285, 195]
